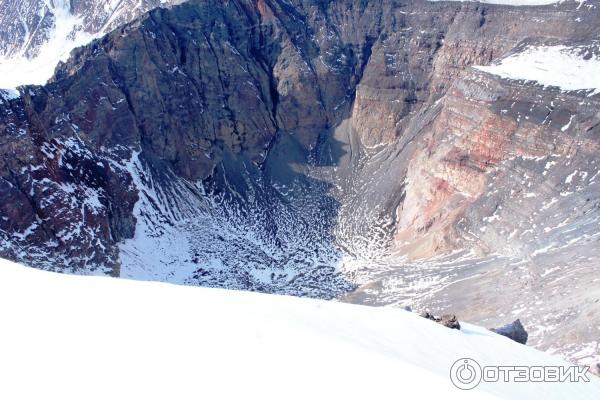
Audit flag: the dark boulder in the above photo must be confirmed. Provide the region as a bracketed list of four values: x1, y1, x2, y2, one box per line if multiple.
[490, 319, 528, 345]
[420, 311, 436, 320]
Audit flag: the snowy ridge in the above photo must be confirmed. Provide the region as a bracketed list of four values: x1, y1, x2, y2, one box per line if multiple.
[429, 0, 560, 5]
[0, 0, 179, 90]
[0, 257, 598, 400]
[0, 88, 19, 100]
[429, 0, 594, 5]
[0, 0, 95, 89]
[475, 44, 600, 95]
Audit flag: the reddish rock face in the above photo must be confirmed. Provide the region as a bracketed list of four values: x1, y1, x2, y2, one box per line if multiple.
[393, 77, 525, 258]
[393, 69, 600, 259]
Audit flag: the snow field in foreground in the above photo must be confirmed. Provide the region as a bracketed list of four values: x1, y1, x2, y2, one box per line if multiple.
[0, 258, 598, 400]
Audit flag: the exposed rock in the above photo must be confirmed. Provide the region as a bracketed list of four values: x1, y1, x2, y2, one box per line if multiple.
[420, 311, 436, 321]
[439, 315, 461, 330]
[491, 319, 528, 345]
[419, 311, 460, 330]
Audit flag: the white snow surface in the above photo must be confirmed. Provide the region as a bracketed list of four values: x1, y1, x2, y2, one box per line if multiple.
[475, 45, 600, 95]
[0, 257, 598, 400]
[0, 0, 179, 90]
[0, 0, 96, 90]
[429, 0, 559, 5]
[0, 88, 19, 100]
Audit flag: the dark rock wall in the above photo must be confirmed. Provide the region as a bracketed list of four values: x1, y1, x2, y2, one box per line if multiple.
[1, 0, 599, 273]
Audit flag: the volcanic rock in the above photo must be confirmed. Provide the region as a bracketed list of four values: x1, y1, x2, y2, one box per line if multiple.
[491, 319, 529, 345]
[420, 311, 461, 330]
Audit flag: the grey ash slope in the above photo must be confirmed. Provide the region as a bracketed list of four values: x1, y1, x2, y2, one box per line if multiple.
[0, 0, 599, 364]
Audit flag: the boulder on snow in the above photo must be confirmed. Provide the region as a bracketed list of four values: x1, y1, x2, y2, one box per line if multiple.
[420, 311, 435, 320]
[439, 314, 461, 330]
[490, 319, 528, 344]
[419, 311, 460, 330]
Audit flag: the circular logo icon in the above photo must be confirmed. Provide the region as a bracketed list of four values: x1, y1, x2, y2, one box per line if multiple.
[450, 358, 482, 390]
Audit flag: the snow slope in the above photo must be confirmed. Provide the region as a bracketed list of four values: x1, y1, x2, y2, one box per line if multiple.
[429, 0, 559, 5]
[0, 0, 179, 90]
[0, 87, 19, 100]
[475, 45, 600, 95]
[0, 0, 96, 89]
[0, 258, 598, 400]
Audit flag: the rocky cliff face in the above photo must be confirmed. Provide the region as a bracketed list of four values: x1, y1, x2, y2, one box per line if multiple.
[1, 0, 599, 364]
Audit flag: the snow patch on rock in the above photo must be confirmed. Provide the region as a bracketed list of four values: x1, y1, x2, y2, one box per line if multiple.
[0, 0, 96, 90]
[0, 0, 183, 90]
[0, 88, 19, 100]
[430, 0, 559, 6]
[475, 45, 600, 95]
